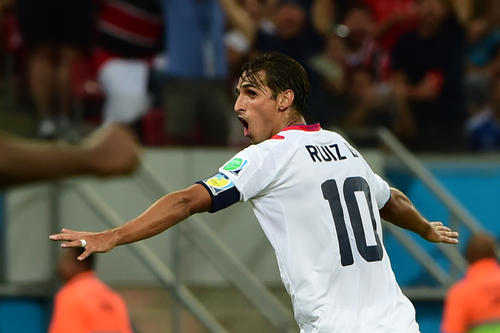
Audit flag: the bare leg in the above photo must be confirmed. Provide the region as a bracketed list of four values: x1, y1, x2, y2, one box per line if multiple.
[30, 44, 56, 138]
[30, 44, 54, 118]
[56, 46, 80, 118]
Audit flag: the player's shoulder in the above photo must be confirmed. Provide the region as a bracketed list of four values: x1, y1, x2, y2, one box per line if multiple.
[313, 128, 361, 155]
[320, 127, 348, 141]
[245, 132, 297, 154]
[231, 133, 300, 171]
[270, 123, 337, 144]
[242, 125, 346, 156]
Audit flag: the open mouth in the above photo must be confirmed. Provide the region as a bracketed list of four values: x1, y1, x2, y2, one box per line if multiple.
[239, 117, 249, 136]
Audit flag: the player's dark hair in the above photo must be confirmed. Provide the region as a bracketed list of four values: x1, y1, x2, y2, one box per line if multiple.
[239, 53, 311, 115]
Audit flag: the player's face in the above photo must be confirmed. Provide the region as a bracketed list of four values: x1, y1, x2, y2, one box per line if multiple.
[234, 71, 280, 144]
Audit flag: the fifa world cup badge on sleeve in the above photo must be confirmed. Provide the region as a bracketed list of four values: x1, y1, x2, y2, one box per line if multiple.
[222, 157, 248, 176]
[203, 173, 235, 196]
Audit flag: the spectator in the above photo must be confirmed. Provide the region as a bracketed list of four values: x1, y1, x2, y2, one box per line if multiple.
[308, 33, 349, 126]
[448, 0, 478, 25]
[94, 0, 163, 127]
[49, 247, 133, 333]
[465, 75, 500, 151]
[161, 0, 231, 146]
[221, 0, 276, 77]
[15, 0, 95, 139]
[466, 0, 500, 69]
[464, 0, 500, 115]
[361, 0, 418, 51]
[342, 66, 416, 140]
[338, 3, 393, 132]
[257, 0, 333, 69]
[309, 33, 346, 95]
[221, 0, 334, 71]
[0, 123, 140, 187]
[341, 3, 390, 83]
[390, 0, 467, 151]
[441, 233, 500, 333]
[221, 0, 334, 128]
[308, 3, 406, 135]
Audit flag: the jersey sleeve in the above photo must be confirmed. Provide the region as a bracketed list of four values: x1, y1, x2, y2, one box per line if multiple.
[217, 142, 282, 202]
[360, 157, 390, 209]
[196, 141, 283, 212]
[371, 173, 391, 209]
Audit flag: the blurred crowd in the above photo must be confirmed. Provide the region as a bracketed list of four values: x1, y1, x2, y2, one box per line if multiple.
[1, 0, 500, 151]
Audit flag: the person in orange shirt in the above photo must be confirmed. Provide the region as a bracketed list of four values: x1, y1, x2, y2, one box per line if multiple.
[441, 233, 500, 333]
[49, 247, 133, 333]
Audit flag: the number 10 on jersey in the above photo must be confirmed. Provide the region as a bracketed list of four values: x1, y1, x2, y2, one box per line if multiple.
[321, 176, 384, 266]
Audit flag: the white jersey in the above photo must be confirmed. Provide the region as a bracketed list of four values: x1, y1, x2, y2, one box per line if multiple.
[217, 124, 419, 333]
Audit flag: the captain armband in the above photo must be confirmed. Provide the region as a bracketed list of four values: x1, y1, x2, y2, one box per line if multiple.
[196, 173, 241, 212]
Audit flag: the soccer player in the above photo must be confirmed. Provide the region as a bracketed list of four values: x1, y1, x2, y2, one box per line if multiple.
[50, 53, 459, 333]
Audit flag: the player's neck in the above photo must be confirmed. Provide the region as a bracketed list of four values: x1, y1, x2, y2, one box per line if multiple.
[282, 114, 307, 129]
[271, 111, 307, 138]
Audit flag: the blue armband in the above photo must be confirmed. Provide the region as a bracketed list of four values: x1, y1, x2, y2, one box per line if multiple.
[196, 173, 240, 212]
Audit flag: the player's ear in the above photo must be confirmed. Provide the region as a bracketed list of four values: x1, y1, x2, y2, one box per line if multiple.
[278, 89, 294, 111]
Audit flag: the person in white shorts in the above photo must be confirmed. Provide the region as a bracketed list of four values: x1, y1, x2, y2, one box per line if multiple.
[50, 53, 459, 333]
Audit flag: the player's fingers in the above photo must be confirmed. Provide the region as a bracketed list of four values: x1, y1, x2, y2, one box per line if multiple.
[60, 228, 89, 236]
[77, 248, 93, 261]
[441, 236, 459, 244]
[440, 230, 459, 242]
[429, 221, 443, 227]
[60, 240, 85, 248]
[440, 230, 458, 237]
[49, 233, 79, 242]
[50, 229, 92, 241]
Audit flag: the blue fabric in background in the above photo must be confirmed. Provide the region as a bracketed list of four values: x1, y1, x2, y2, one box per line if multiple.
[415, 301, 443, 333]
[162, 0, 228, 79]
[0, 299, 51, 333]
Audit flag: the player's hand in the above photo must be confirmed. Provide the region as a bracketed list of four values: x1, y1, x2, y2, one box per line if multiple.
[81, 123, 141, 176]
[421, 221, 459, 244]
[49, 228, 117, 261]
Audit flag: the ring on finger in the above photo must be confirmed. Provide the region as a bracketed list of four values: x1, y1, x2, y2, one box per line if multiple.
[80, 239, 87, 248]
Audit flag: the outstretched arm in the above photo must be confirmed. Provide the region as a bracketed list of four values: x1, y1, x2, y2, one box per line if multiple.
[380, 188, 459, 244]
[311, 0, 335, 35]
[218, 0, 257, 43]
[49, 184, 212, 260]
[0, 124, 140, 186]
